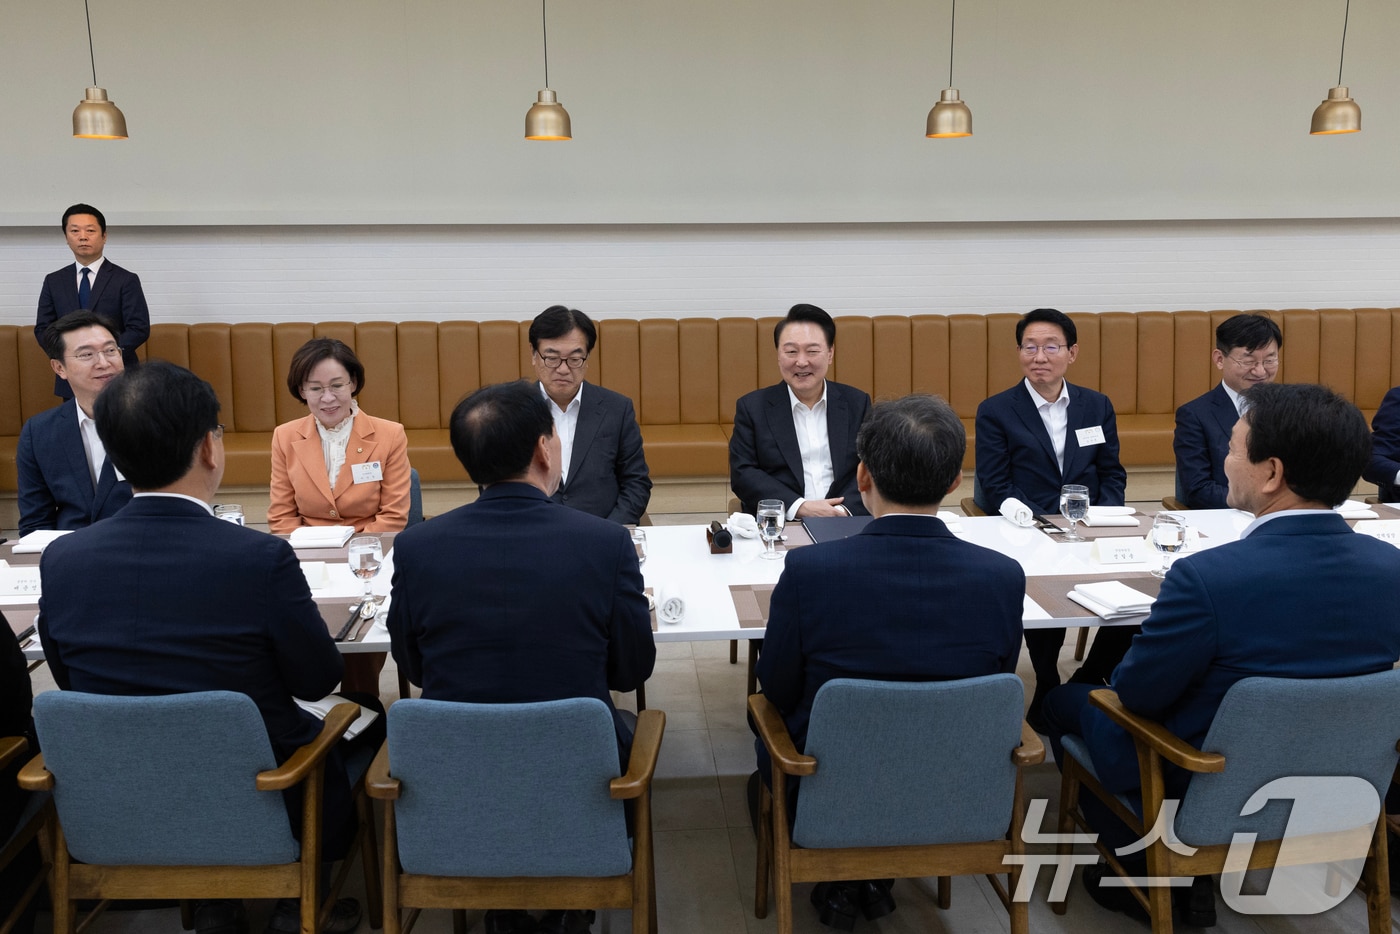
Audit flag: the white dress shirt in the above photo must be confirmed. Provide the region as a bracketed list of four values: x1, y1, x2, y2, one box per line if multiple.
[786, 382, 837, 520]
[1024, 378, 1071, 473]
[75, 401, 110, 489]
[542, 382, 583, 484]
[74, 255, 105, 292]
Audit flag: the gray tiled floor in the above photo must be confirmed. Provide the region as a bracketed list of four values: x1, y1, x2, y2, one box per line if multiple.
[22, 504, 1400, 933]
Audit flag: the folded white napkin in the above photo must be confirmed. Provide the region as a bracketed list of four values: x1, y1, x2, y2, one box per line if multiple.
[727, 512, 759, 539]
[936, 510, 963, 533]
[656, 586, 685, 624]
[289, 526, 356, 548]
[13, 529, 73, 554]
[999, 498, 1035, 527]
[1082, 507, 1140, 527]
[1335, 500, 1380, 519]
[1069, 580, 1155, 619]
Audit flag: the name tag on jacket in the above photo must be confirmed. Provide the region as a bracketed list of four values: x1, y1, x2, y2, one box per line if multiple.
[1075, 426, 1106, 447]
[351, 461, 383, 484]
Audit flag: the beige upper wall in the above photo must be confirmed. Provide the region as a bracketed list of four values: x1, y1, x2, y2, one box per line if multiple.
[2, 0, 1397, 225]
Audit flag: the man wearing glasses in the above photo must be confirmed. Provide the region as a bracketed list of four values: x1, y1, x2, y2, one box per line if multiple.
[16, 311, 133, 535]
[529, 306, 652, 525]
[1174, 313, 1283, 509]
[974, 308, 1129, 731]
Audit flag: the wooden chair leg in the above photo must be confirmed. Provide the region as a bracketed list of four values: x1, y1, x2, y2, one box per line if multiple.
[747, 641, 759, 696]
[51, 824, 74, 934]
[1074, 627, 1089, 661]
[452, 909, 468, 934]
[382, 804, 401, 934]
[730, 639, 738, 664]
[754, 782, 773, 919]
[636, 681, 647, 711]
[1365, 816, 1390, 933]
[1052, 759, 1081, 915]
[357, 790, 383, 929]
[397, 668, 412, 702]
[937, 876, 951, 908]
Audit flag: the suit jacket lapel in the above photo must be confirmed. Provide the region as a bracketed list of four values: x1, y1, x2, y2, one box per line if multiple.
[333, 413, 380, 496]
[93, 455, 120, 515]
[1210, 383, 1239, 439]
[1061, 383, 1093, 480]
[58, 265, 80, 309]
[89, 262, 114, 306]
[58, 405, 96, 511]
[764, 385, 805, 489]
[1010, 386, 1060, 474]
[823, 387, 850, 497]
[563, 385, 603, 492]
[291, 417, 337, 507]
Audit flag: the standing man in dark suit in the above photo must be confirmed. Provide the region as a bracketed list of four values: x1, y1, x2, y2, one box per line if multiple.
[1173, 312, 1281, 509]
[35, 204, 150, 400]
[388, 379, 654, 934]
[37, 361, 372, 934]
[530, 306, 652, 525]
[753, 394, 1024, 929]
[1365, 385, 1400, 503]
[1044, 383, 1400, 923]
[973, 308, 1130, 730]
[16, 311, 133, 535]
[730, 304, 872, 518]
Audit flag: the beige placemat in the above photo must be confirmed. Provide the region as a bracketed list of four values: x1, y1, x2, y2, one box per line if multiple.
[783, 523, 815, 549]
[1024, 572, 1161, 621]
[730, 583, 775, 628]
[1039, 513, 1150, 540]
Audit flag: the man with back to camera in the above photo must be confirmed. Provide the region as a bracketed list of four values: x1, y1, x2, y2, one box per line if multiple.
[1173, 312, 1282, 509]
[730, 303, 872, 518]
[388, 378, 655, 934]
[752, 393, 1025, 930]
[528, 305, 652, 525]
[973, 308, 1131, 731]
[16, 310, 133, 536]
[1042, 382, 1400, 926]
[35, 204, 149, 400]
[36, 361, 377, 934]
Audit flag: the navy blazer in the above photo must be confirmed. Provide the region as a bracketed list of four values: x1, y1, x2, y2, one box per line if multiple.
[37, 496, 343, 758]
[754, 514, 1024, 773]
[1173, 382, 1239, 510]
[974, 381, 1126, 514]
[729, 381, 871, 516]
[36, 260, 150, 399]
[1365, 386, 1400, 503]
[16, 402, 132, 536]
[1081, 512, 1400, 795]
[547, 382, 653, 525]
[388, 483, 656, 758]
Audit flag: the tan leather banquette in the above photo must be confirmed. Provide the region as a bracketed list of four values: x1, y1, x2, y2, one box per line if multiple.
[2, 309, 1397, 491]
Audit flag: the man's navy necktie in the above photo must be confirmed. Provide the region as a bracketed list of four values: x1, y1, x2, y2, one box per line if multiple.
[78, 267, 91, 308]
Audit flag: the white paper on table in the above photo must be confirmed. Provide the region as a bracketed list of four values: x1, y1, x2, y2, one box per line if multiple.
[1083, 507, 1140, 527]
[13, 529, 73, 554]
[1068, 590, 1149, 621]
[294, 693, 380, 739]
[301, 561, 328, 590]
[289, 526, 356, 548]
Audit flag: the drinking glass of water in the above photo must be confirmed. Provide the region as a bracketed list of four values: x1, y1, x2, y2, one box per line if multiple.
[1151, 512, 1188, 578]
[1060, 484, 1090, 542]
[629, 527, 648, 565]
[757, 499, 785, 560]
[347, 536, 383, 616]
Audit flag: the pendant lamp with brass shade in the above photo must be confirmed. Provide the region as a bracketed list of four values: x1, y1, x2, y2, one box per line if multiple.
[72, 0, 127, 139]
[525, 0, 571, 140]
[926, 0, 971, 138]
[1310, 0, 1360, 135]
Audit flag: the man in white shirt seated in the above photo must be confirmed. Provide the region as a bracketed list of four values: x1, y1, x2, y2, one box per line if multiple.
[730, 304, 872, 519]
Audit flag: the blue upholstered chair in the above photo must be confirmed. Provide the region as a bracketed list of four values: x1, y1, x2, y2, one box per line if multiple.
[367, 697, 665, 934]
[749, 675, 1044, 934]
[0, 735, 50, 934]
[19, 691, 377, 934]
[1056, 671, 1400, 934]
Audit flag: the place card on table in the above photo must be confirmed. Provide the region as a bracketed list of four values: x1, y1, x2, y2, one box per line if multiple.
[0, 565, 41, 597]
[1090, 536, 1154, 565]
[301, 561, 328, 589]
[1354, 520, 1400, 546]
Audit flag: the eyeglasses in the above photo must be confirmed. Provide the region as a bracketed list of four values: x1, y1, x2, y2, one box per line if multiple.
[1019, 343, 1064, 357]
[302, 380, 353, 396]
[537, 353, 588, 370]
[68, 346, 121, 364]
[1224, 352, 1279, 371]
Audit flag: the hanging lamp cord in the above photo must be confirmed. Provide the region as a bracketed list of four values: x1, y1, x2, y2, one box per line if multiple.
[1337, 0, 1350, 86]
[84, 0, 98, 86]
[948, 0, 957, 87]
[542, 0, 550, 89]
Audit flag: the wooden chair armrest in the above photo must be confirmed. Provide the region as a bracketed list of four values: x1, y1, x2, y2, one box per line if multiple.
[364, 741, 398, 800]
[611, 709, 666, 800]
[1161, 496, 1189, 511]
[1013, 721, 1046, 766]
[960, 497, 988, 517]
[747, 694, 816, 777]
[1089, 689, 1225, 774]
[0, 736, 28, 772]
[16, 753, 51, 791]
[256, 702, 359, 791]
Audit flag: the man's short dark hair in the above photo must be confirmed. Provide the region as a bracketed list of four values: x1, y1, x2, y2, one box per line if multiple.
[773, 304, 836, 348]
[286, 337, 365, 404]
[1015, 308, 1077, 348]
[450, 380, 555, 485]
[42, 310, 118, 361]
[1216, 313, 1283, 355]
[1241, 383, 1369, 507]
[95, 362, 221, 490]
[855, 394, 965, 507]
[529, 305, 597, 353]
[61, 203, 106, 233]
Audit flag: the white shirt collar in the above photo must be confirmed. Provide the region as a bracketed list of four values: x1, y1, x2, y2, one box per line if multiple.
[1220, 381, 1245, 415]
[539, 380, 583, 413]
[1023, 377, 1070, 408]
[1240, 507, 1335, 538]
[132, 492, 216, 516]
[786, 381, 828, 413]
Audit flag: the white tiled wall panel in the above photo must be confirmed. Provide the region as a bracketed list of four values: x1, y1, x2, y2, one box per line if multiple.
[3, 219, 1399, 326]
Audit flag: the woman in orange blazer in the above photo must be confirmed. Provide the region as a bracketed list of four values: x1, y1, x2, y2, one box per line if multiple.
[269, 338, 411, 535]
